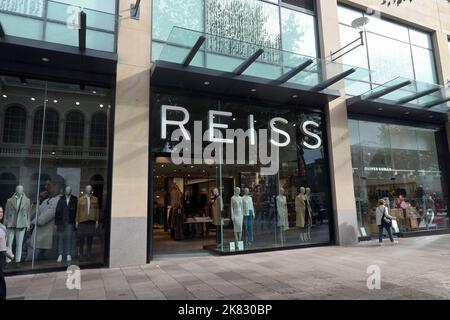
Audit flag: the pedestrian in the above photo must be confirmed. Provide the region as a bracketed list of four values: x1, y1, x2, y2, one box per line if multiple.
[1, 205, 15, 300]
[376, 198, 398, 246]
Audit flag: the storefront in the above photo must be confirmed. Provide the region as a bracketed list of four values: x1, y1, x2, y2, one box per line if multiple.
[0, 0, 118, 274]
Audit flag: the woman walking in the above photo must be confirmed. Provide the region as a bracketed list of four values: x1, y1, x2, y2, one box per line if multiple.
[1, 205, 15, 300]
[376, 199, 398, 246]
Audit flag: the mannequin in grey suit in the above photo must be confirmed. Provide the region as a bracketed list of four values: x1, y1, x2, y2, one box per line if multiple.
[5, 185, 31, 263]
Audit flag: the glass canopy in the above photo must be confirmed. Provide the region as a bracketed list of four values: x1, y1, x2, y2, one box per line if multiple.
[359, 77, 450, 113]
[157, 26, 371, 95]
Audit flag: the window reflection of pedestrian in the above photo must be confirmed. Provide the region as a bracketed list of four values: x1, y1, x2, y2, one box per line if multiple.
[1, 205, 15, 300]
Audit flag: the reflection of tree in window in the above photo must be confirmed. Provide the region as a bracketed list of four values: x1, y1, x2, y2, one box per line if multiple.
[33, 108, 59, 145]
[90, 113, 107, 148]
[65, 111, 84, 146]
[3, 106, 27, 143]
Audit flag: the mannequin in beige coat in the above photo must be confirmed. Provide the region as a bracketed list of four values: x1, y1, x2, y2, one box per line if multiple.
[5, 185, 31, 263]
[295, 187, 307, 242]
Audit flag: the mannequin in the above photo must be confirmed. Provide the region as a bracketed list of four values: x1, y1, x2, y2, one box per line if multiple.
[211, 188, 224, 246]
[304, 188, 313, 241]
[295, 187, 307, 242]
[242, 188, 255, 246]
[76, 185, 99, 259]
[276, 188, 289, 244]
[55, 186, 78, 263]
[32, 178, 63, 260]
[170, 183, 183, 207]
[230, 187, 244, 247]
[5, 185, 31, 263]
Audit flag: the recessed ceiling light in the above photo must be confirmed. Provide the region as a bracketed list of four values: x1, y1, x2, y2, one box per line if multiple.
[53, 100, 58, 103]
[251, 88, 257, 92]
[293, 124, 297, 127]
[100, 104, 104, 108]
[2, 94, 7, 98]
[233, 118, 236, 121]
[254, 120, 257, 123]
[92, 91, 97, 94]
[378, 108, 383, 111]
[292, 95, 298, 98]
[41, 57, 50, 62]
[31, 97, 36, 101]
[76, 102, 80, 105]
[161, 165, 165, 168]
[51, 151, 56, 155]
[204, 81, 210, 86]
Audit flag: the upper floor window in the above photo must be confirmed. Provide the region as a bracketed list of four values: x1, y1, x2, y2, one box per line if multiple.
[3, 106, 27, 144]
[90, 112, 107, 148]
[33, 108, 59, 145]
[337, 5, 437, 85]
[281, 0, 315, 12]
[65, 111, 84, 146]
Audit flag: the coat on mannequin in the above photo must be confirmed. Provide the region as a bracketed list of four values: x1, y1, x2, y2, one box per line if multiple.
[230, 187, 244, 246]
[76, 185, 99, 259]
[211, 188, 224, 247]
[32, 179, 63, 257]
[4, 185, 31, 263]
[276, 188, 289, 231]
[242, 188, 255, 245]
[295, 187, 306, 228]
[55, 186, 78, 262]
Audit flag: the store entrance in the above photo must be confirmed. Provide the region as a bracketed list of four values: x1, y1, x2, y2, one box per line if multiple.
[152, 157, 221, 257]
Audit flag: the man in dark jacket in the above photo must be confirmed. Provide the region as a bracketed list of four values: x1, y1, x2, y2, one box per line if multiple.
[55, 186, 77, 263]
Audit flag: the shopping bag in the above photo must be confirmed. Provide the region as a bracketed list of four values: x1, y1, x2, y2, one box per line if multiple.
[391, 220, 400, 234]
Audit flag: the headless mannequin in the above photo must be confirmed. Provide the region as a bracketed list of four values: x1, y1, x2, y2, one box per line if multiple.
[242, 188, 255, 245]
[211, 188, 224, 246]
[76, 185, 99, 259]
[230, 187, 244, 247]
[276, 188, 289, 244]
[305, 188, 313, 241]
[295, 187, 307, 242]
[5, 185, 31, 263]
[56, 186, 77, 263]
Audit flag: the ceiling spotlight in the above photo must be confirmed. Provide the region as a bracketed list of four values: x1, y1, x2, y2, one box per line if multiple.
[76, 102, 80, 105]
[428, 115, 434, 119]
[92, 91, 97, 94]
[51, 151, 56, 155]
[100, 104, 104, 108]
[31, 97, 36, 101]
[292, 95, 298, 98]
[233, 118, 236, 121]
[2, 94, 7, 98]
[378, 108, 383, 111]
[53, 100, 58, 103]
[41, 57, 50, 62]
[204, 81, 210, 86]
[251, 88, 257, 92]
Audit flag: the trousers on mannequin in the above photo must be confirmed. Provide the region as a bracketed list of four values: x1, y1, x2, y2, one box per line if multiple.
[6, 228, 26, 263]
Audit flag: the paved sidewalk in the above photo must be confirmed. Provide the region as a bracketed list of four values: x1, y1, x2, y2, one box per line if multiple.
[6, 235, 450, 300]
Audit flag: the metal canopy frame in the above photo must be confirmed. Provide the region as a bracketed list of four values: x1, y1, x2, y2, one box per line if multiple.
[347, 76, 450, 124]
[78, 11, 87, 51]
[153, 27, 370, 106]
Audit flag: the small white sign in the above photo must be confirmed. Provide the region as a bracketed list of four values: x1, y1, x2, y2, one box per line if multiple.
[392, 220, 400, 233]
[229, 242, 235, 252]
[360, 227, 367, 237]
[238, 241, 244, 251]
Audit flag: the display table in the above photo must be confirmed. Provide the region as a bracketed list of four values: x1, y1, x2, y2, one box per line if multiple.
[185, 217, 213, 237]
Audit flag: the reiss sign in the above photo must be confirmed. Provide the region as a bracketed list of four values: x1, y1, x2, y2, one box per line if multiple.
[161, 105, 322, 175]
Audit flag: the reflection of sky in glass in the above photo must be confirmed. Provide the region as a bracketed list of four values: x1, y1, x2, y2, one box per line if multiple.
[56, 0, 116, 13]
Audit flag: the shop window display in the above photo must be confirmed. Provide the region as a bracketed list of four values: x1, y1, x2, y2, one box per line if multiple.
[0, 75, 111, 273]
[151, 91, 332, 255]
[350, 119, 449, 236]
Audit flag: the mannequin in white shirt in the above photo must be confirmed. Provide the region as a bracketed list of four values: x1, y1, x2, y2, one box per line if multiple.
[276, 188, 289, 244]
[242, 188, 255, 245]
[230, 187, 244, 247]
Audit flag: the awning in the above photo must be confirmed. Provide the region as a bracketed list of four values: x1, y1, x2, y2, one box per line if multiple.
[151, 27, 370, 107]
[347, 77, 450, 124]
